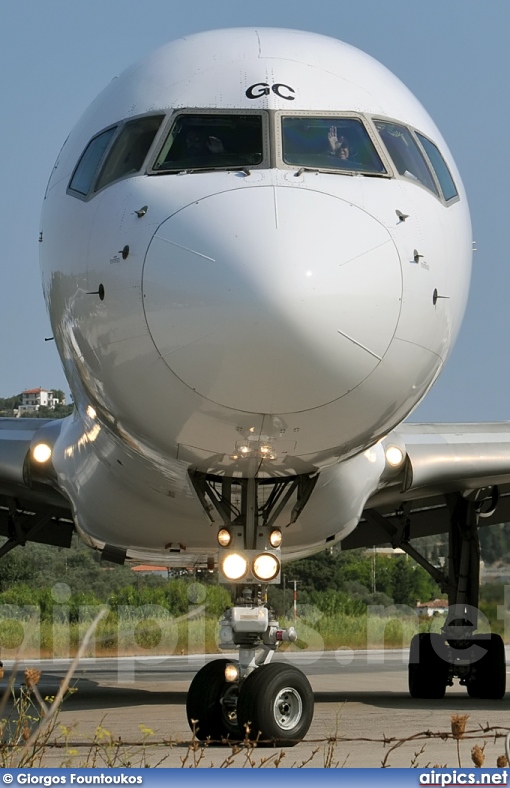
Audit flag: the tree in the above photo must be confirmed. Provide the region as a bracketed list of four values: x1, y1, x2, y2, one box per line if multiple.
[21, 404, 74, 419]
[390, 557, 415, 605]
[0, 547, 37, 590]
[479, 524, 510, 564]
[0, 394, 22, 415]
[50, 389, 66, 404]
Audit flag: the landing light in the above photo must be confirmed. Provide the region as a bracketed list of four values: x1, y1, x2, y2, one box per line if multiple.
[385, 445, 404, 467]
[269, 529, 282, 548]
[32, 443, 52, 463]
[86, 405, 97, 419]
[224, 663, 239, 682]
[221, 553, 248, 581]
[252, 553, 280, 581]
[217, 528, 232, 548]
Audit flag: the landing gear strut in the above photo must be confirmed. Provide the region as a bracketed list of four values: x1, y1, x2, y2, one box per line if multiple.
[367, 490, 506, 700]
[186, 471, 316, 745]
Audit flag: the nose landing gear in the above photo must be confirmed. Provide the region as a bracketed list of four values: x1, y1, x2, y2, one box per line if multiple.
[185, 594, 314, 745]
[186, 470, 317, 745]
[185, 600, 314, 745]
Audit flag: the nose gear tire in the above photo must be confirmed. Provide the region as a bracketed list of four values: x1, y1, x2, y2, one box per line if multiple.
[237, 662, 314, 746]
[186, 658, 241, 742]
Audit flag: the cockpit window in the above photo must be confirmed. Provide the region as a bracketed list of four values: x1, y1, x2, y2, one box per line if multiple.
[375, 121, 438, 195]
[69, 127, 116, 195]
[95, 115, 164, 191]
[281, 117, 386, 174]
[416, 133, 458, 201]
[153, 114, 264, 171]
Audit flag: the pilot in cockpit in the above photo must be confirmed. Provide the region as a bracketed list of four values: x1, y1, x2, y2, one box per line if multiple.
[327, 127, 351, 160]
[158, 126, 225, 169]
[185, 129, 224, 156]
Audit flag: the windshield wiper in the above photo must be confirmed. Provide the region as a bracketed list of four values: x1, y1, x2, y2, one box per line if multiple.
[294, 167, 320, 176]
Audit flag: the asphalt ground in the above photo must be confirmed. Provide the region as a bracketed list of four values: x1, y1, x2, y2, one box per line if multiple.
[4, 650, 510, 768]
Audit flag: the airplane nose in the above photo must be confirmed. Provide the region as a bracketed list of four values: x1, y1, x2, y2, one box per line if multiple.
[142, 186, 402, 414]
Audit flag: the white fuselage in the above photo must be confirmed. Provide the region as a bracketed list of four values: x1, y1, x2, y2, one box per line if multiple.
[39, 28, 472, 564]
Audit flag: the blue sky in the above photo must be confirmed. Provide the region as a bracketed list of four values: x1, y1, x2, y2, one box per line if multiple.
[1, 1, 509, 422]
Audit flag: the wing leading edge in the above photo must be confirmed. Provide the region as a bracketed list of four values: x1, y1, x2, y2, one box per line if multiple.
[346, 422, 510, 550]
[0, 418, 73, 556]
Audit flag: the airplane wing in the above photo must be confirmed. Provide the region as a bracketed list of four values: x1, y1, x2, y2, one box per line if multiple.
[345, 422, 510, 549]
[0, 418, 73, 557]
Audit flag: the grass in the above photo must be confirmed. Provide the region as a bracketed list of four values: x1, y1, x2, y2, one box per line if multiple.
[0, 614, 402, 658]
[0, 610, 480, 659]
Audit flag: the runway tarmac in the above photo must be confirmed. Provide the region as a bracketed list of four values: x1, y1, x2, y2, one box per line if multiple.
[5, 650, 510, 768]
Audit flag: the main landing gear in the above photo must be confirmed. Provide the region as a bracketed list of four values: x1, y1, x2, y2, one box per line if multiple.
[186, 471, 316, 745]
[408, 631, 505, 700]
[368, 490, 506, 700]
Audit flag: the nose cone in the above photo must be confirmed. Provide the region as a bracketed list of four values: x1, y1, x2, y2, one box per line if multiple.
[142, 186, 402, 414]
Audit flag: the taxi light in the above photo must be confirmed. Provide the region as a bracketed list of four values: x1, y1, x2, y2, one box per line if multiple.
[221, 553, 248, 581]
[217, 528, 232, 547]
[224, 663, 239, 682]
[32, 443, 52, 463]
[269, 529, 282, 548]
[385, 445, 404, 467]
[252, 553, 280, 581]
[86, 405, 97, 419]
